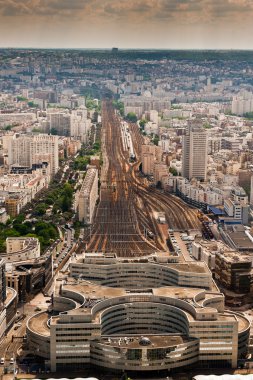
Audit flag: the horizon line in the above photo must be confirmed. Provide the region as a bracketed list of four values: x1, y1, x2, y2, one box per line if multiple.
[1, 47, 253, 52]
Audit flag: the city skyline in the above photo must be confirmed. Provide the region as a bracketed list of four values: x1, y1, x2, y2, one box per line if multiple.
[0, 0, 253, 49]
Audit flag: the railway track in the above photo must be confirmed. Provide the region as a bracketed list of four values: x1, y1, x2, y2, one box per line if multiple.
[87, 101, 157, 256]
[86, 100, 200, 257]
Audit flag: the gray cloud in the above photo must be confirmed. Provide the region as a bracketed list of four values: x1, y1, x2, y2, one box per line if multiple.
[0, 0, 252, 22]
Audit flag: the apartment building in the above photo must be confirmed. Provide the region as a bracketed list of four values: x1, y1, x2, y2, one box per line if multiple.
[141, 144, 162, 176]
[8, 134, 59, 175]
[78, 167, 98, 224]
[47, 110, 71, 136]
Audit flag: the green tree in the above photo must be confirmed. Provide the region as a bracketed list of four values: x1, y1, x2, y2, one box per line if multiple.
[28, 101, 38, 108]
[139, 119, 147, 128]
[169, 167, 178, 176]
[17, 96, 27, 102]
[34, 203, 47, 216]
[153, 135, 159, 146]
[4, 125, 14, 131]
[14, 223, 29, 235]
[50, 127, 58, 135]
[61, 195, 72, 213]
[126, 112, 137, 123]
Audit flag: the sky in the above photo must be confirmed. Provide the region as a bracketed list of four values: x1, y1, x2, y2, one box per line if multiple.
[0, 0, 253, 49]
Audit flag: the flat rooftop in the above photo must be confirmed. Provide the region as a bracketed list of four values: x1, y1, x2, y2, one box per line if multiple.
[226, 231, 253, 250]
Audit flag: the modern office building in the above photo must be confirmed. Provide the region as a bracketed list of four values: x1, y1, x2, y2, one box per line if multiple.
[27, 253, 250, 373]
[182, 124, 207, 181]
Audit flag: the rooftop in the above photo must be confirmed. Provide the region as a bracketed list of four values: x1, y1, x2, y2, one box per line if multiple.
[101, 334, 192, 349]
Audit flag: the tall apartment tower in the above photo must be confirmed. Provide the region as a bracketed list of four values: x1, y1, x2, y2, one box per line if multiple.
[182, 124, 207, 181]
[8, 134, 59, 176]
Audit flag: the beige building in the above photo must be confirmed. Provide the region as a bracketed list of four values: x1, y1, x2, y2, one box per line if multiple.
[154, 163, 168, 185]
[8, 134, 59, 175]
[78, 167, 98, 224]
[141, 144, 162, 175]
[5, 237, 40, 263]
[142, 152, 154, 175]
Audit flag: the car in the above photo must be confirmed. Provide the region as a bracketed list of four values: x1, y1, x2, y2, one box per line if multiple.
[35, 307, 41, 312]
[10, 358, 14, 364]
[0, 358, 5, 365]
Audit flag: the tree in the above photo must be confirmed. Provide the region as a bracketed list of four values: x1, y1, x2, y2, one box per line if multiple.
[126, 112, 137, 123]
[63, 183, 73, 197]
[17, 96, 27, 102]
[28, 101, 38, 108]
[4, 124, 14, 131]
[61, 195, 72, 213]
[113, 100, 124, 116]
[139, 119, 147, 128]
[169, 167, 178, 176]
[34, 203, 47, 216]
[153, 135, 159, 146]
[14, 223, 29, 235]
[50, 127, 58, 135]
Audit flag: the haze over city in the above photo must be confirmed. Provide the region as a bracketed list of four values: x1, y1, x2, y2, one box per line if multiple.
[0, 0, 253, 49]
[2, 1, 253, 380]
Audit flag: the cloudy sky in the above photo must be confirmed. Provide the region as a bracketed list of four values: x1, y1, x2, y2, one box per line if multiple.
[0, 0, 253, 49]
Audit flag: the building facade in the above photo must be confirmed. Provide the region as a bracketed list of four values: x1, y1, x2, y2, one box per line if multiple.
[26, 253, 250, 373]
[78, 167, 98, 224]
[182, 124, 207, 181]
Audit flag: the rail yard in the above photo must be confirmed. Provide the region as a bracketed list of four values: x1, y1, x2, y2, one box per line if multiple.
[87, 100, 201, 256]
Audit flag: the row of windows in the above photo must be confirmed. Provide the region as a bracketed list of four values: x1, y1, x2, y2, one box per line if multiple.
[56, 338, 91, 342]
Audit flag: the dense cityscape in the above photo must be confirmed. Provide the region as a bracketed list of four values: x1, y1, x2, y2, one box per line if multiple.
[1, 48, 253, 380]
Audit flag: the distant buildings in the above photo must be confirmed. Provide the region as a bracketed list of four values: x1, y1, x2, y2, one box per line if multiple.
[122, 95, 171, 118]
[232, 91, 253, 115]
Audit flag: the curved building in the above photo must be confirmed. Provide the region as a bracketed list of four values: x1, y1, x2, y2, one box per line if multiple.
[26, 253, 250, 373]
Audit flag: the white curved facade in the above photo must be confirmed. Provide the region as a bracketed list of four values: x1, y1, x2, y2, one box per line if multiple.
[26, 253, 250, 373]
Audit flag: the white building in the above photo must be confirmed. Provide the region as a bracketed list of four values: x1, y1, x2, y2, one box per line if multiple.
[78, 167, 98, 224]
